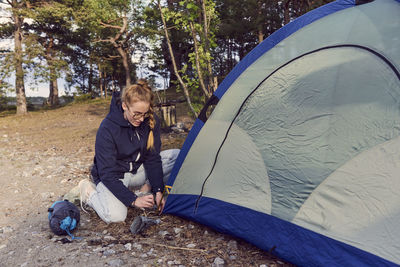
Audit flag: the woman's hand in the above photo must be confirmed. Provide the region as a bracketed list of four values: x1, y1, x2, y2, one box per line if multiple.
[133, 194, 155, 208]
[155, 192, 165, 214]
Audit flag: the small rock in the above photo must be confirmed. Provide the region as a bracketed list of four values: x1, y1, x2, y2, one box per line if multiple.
[147, 248, 154, 255]
[212, 257, 225, 267]
[259, 265, 268, 267]
[186, 243, 196, 248]
[140, 253, 148, 258]
[107, 259, 124, 267]
[173, 227, 183, 234]
[2, 226, 13, 233]
[102, 230, 108, 235]
[0, 244, 6, 250]
[124, 243, 132, 251]
[20, 262, 28, 267]
[204, 230, 209, 235]
[167, 260, 181, 265]
[132, 243, 142, 250]
[158, 230, 169, 237]
[104, 235, 116, 240]
[188, 224, 195, 229]
[103, 249, 115, 256]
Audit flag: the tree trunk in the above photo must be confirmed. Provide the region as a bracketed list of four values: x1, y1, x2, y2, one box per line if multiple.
[105, 16, 132, 88]
[46, 39, 59, 106]
[88, 56, 93, 95]
[201, 0, 216, 94]
[117, 46, 131, 87]
[157, 1, 198, 117]
[257, 0, 264, 43]
[99, 65, 104, 98]
[48, 73, 59, 106]
[284, 0, 291, 25]
[189, 22, 210, 99]
[13, 7, 27, 115]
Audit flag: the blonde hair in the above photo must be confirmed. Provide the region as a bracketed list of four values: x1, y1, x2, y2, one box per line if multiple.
[122, 79, 155, 150]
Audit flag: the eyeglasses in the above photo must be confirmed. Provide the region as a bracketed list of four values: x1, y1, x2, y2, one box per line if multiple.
[126, 105, 150, 120]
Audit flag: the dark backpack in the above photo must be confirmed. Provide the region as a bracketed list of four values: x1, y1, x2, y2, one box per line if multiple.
[48, 200, 80, 240]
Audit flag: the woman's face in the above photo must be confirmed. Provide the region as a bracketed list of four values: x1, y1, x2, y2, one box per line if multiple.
[122, 100, 150, 127]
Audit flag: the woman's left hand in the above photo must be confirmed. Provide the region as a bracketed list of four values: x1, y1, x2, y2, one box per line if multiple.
[155, 192, 165, 214]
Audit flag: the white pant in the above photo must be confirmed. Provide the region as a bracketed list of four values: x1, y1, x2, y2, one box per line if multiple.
[87, 149, 179, 223]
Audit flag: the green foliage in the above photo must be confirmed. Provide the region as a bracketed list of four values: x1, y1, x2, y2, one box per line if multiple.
[72, 93, 93, 103]
[159, 0, 219, 113]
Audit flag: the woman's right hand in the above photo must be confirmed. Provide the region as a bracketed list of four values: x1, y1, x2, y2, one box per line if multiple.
[133, 194, 154, 208]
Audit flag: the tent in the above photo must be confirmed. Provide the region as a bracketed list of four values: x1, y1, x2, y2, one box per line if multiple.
[163, 0, 400, 265]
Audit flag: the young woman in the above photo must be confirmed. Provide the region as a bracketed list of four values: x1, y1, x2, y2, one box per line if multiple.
[79, 79, 179, 223]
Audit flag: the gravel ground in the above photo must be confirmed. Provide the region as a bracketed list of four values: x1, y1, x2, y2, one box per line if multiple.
[0, 101, 294, 267]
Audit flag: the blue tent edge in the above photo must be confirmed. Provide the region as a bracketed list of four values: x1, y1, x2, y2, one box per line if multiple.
[164, 194, 397, 267]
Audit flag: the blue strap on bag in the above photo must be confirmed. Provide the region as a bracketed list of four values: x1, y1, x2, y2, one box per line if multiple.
[48, 200, 81, 240]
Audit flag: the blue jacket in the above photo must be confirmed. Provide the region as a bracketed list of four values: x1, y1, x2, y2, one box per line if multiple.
[91, 92, 163, 207]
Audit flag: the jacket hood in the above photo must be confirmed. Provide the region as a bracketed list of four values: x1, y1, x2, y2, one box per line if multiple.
[107, 91, 131, 127]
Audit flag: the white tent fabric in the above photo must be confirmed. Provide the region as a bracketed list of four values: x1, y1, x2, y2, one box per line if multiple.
[164, 0, 400, 265]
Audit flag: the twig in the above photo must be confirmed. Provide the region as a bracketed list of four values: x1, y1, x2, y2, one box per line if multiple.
[139, 241, 207, 253]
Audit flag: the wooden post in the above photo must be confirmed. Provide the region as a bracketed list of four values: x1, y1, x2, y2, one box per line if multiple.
[157, 103, 176, 128]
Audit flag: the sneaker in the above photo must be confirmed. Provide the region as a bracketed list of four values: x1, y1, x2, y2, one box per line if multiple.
[63, 184, 81, 205]
[78, 179, 96, 213]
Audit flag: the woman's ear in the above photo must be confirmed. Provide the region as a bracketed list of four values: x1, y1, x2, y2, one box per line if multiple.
[122, 102, 127, 111]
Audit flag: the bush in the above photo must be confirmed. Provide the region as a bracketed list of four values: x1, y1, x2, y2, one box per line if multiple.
[73, 93, 93, 103]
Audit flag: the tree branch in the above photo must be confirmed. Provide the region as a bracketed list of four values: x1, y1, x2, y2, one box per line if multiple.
[189, 21, 210, 99]
[99, 21, 122, 30]
[157, 0, 198, 117]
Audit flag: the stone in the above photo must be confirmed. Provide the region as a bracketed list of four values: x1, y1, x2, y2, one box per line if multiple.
[173, 227, 183, 234]
[107, 259, 124, 267]
[167, 260, 181, 265]
[104, 235, 116, 240]
[186, 243, 196, 248]
[211, 257, 225, 267]
[2, 226, 13, 233]
[158, 230, 169, 237]
[103, 249, 115, 256]
[124, 243, 132, 251]
[132, 243, 142, 250]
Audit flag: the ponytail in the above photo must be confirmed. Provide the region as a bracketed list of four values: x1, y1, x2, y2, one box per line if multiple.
[147, 105, 155, 150]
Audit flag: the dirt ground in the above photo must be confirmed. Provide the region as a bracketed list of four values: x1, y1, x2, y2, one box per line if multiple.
[0, 100, 294, 267]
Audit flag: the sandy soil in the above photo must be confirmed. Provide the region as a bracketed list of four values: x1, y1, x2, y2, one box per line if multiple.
[0, 100, 293, 267]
